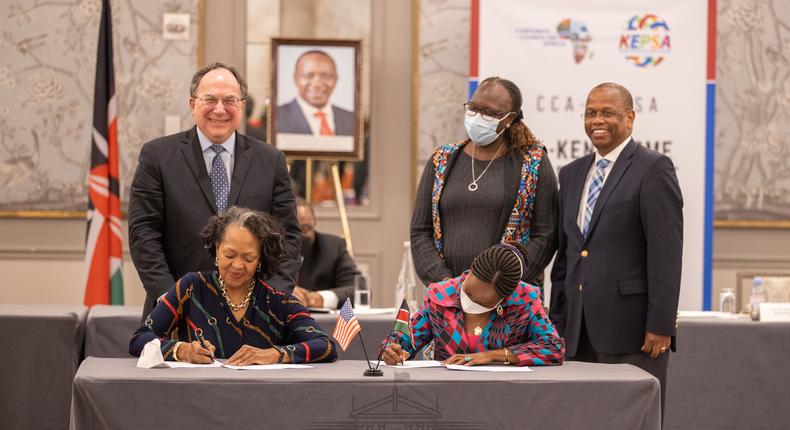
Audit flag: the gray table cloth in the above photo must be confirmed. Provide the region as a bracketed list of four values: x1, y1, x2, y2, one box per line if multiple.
[85, 305, 396, 361]
[0, 305, 87, 430]
[664, 316, 790, 430]
[70, 358, 660, 430]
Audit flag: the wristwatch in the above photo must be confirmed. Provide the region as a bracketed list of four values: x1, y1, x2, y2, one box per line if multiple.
[274, 346, 285, 363]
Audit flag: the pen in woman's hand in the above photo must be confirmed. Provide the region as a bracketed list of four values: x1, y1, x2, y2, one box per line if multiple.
[195, 329, 215, 359]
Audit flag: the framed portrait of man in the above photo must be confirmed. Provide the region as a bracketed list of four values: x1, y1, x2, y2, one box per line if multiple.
[270, 38, 363, 161]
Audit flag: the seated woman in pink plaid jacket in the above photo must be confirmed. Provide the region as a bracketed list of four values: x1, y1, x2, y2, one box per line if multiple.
[382, 243, 565, 366]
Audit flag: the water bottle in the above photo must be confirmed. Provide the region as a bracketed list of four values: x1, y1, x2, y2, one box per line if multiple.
[394, 241, 419, 310]
[749, 277, 765, 321]
[719, 288, 737, 313]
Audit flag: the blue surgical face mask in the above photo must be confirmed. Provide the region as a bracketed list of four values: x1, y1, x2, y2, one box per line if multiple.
[464, 113, 509, 146]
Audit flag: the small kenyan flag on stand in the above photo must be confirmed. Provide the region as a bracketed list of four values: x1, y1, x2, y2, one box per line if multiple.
[392, 299, 413, 346]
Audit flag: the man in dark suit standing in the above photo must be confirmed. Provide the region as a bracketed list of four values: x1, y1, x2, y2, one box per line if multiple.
[129, 62, 301, 319]
[550, 83, 683, 416]
[291, 198, 363, 309]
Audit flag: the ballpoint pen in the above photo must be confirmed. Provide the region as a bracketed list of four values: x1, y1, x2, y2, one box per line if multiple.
[194, 328, 215, 359]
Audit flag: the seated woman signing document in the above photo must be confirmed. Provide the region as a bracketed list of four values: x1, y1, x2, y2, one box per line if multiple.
[382, 243, 564, 367]
[130, 207, 336, 365]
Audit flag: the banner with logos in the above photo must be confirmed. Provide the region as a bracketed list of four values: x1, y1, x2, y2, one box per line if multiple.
[472, 0, 715, 310]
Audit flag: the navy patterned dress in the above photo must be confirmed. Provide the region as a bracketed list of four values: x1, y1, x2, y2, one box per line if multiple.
[129, 271, 337, 363]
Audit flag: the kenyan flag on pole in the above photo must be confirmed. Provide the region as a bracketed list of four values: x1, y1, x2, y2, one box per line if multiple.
[84, 0, 123, 306]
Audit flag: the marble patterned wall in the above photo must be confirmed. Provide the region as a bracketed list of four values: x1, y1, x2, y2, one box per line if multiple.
[714, 0, 790, 222]
[415, 0, 469, 181]
[0, 0, 199, 212]
[416, 0, 790, 223]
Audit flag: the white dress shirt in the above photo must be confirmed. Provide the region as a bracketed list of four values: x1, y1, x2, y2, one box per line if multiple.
[296, 96, 336, 136]
[197, 128, 235, 184]
[576, 136, 631, 230]
[316, 290, 339, 309]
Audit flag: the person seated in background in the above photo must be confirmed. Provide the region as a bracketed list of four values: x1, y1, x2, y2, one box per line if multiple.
[291, 197, 365, 309]
[381, 243, 564, 367]
[129, 207, 337, 365]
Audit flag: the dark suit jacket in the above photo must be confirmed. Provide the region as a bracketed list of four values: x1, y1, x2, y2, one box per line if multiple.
[298, 232, 362, 308]
[128, 127, 301, 318]
[549, 139, 683, 356]
[276, 99, 354, 136]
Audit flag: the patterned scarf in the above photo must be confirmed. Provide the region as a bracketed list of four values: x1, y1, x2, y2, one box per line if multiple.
[430, 141, 544, 257]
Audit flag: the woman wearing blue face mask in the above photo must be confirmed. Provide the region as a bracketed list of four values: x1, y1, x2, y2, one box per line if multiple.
[381, 242, 564, 366]
[410, 77, 558, 292]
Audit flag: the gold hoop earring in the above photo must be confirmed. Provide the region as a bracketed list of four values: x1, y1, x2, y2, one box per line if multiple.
[257, 263, 261, 272]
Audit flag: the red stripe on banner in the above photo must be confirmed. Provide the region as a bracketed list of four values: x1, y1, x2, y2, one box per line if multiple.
[469, 0, 480, 77]
[396, 309, 409, 323]
[85, 222, 110, 305]
[707, 0, 717, 80]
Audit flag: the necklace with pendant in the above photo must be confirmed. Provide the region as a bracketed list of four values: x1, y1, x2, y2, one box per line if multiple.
[469, 143, 503, 192]
[470, 312, 490, 336]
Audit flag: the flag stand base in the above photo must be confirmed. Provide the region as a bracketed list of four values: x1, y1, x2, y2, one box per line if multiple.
[364, 368, 383, 377]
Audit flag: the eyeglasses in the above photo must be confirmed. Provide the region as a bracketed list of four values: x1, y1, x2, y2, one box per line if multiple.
[194, 94, 245, 109]
[463, 102, 509, 121]
[582, 109, 631, 120]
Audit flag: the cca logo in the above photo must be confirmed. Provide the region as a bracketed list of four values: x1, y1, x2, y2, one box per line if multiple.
[619, 14, 670, 67]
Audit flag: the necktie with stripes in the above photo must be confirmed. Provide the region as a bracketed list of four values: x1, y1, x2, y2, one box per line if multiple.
[582, 158, 611, 238]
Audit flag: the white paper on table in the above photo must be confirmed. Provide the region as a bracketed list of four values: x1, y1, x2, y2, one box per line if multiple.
[219, 363, 313, 370]
[137, 339, 224, 368]
[382, 360, 444, 368]
[165, 360, 222, 368]
[445, 364, 533, 372]
[353, 307, 396, 315]
[678, 310, 745, 319]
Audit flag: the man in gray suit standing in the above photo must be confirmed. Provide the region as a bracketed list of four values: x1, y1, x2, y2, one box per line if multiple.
[550, 82, 683, 417]
[129, 62, 301, 319]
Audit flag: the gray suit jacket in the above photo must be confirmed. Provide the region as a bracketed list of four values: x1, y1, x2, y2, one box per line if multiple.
[128, 127, 301, 318]
[549, 139, 683, 356]
[276, 99, 354, 136]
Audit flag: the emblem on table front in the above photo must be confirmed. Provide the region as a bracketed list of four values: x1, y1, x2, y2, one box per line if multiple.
[301, 382, 485, 429]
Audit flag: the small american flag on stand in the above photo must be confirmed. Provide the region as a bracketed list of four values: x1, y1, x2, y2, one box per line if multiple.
[332, 298, 361, 351]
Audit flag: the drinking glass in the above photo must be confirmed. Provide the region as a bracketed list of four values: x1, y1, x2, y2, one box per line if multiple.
[719, 288, 737, 313]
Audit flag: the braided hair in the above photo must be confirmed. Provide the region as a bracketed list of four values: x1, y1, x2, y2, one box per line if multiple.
[199, 206, 285, 278]
[470, 242, 528, 297]
[478, 76, 542, 156]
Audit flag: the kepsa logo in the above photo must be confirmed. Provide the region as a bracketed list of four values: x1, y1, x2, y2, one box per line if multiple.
[619, 14, 670, 67]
